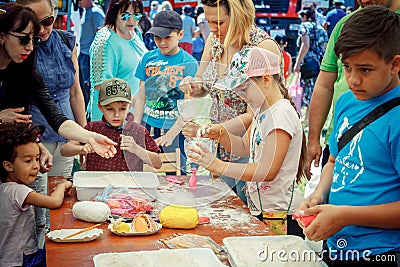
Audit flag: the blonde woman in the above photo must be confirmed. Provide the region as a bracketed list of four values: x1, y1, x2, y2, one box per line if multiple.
[179, 0, 281, 204]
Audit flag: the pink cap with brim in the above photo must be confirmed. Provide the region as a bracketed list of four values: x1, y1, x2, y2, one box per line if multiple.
[214, 47, 281, 91]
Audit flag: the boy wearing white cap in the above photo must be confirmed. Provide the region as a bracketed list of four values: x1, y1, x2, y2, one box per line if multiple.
[61, 78, 162, 171]
[188, 47, 306, 237]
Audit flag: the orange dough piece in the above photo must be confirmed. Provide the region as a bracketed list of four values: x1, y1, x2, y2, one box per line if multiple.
[134, 216, 149, 232]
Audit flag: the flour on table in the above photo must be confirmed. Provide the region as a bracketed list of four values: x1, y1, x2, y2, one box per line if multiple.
[198, 204, 261, 234]
[225, 236, 324, 267]
[95, 249, 206, 267]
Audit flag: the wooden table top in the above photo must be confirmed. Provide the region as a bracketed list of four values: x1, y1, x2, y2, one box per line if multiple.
[46, 175, 272, 267]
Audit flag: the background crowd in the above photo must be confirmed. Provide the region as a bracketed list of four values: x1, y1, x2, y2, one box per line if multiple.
[1, 0, 400, 266]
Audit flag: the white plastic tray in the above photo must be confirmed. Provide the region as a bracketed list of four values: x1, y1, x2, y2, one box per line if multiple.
[73, 171, 160, 201]
[47, 228, 103, 243]
[93, 248, 226, 267]
[223, 235, 327, 267]
[107, 223, 162, 236]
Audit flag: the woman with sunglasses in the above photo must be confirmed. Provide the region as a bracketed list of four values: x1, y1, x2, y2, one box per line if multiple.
[88, 0, 147, 121]
[0, 2, 117, 250]
[18, 0, 87, 178]
[178, 0, 281, 205]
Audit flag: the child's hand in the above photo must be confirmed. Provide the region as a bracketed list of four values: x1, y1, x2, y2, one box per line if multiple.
[302, 204, 346, 242]
[39, 144, 53, 173]
[120, 134, 139, 153]
[297, 191, 325, 212]
[182, 122, 200, 138]
[81, 143, 93, 155]
[187, 142, 216, 169]
[198, 124, 222, 139]
[178, 76, 204, 96]
[155, 135, 174, 147]
[56, 180, 72, 194]
[294, 192, 325, 229]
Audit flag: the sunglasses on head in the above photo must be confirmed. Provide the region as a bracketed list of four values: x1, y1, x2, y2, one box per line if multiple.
[121, 12, 143, 21]
[8, 32, 42, 47]
[40, 15, 55, 27]
[12, 125, 45, 143]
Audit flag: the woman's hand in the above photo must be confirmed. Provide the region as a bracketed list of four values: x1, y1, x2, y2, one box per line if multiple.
[178, 76, 204, 96]
[0, 107, 32, 123]
[181, 122, 200, 138]
[87, 133, 117, 158]
[187, 142, 217, 169]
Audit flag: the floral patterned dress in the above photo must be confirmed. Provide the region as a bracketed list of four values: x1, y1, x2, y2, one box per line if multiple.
[202, 24, 269, 161]
[297, 21, 328, 106]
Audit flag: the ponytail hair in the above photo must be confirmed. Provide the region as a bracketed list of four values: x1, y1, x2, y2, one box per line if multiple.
[273, 74, 307, 183]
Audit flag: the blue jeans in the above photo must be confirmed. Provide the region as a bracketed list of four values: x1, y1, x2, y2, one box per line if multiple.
[145, 124, 187, 175]
[23, 249, 46, 267]
[27, 173, 48, 249]
[78, 53, 90, 107]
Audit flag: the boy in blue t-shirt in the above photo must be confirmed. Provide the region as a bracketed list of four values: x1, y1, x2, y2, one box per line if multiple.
[134, 10, 198, 174]
[298, 6, 400, 266]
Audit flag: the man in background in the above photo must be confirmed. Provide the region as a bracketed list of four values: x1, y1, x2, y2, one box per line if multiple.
[150, 1, 159, 21]
[310, 2, 325, 27]
[306, 0, 400, 178]
[324, 0, 346, 37]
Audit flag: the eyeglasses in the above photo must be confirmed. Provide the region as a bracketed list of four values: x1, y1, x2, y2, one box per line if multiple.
[8, 32, 42, 47]
[39, 15, 55, 27]
[121, 12, 143, 21]
[232, 82, 251, 97]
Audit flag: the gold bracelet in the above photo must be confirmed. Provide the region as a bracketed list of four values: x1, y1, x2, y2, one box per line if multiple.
[218, 124, 224, 138]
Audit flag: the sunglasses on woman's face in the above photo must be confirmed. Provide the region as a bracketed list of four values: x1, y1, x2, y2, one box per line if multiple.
[40, 15, 55, 27]
[121, 12, 143, 21]
[8, 32, 42, 47]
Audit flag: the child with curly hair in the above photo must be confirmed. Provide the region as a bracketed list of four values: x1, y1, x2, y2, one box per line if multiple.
[0, 122, 72, 267]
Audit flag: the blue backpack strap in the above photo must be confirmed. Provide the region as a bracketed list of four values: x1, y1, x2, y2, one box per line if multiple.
[55, 29, 73, 51]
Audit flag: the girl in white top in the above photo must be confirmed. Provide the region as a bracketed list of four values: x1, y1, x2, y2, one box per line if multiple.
[0, 123, 72, 267]
[188, 47, 306, 237]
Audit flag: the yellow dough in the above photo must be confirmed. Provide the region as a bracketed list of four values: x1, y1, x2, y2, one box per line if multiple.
[159, 205, 199, 229]
[113, 222, 131, 233]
